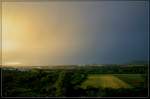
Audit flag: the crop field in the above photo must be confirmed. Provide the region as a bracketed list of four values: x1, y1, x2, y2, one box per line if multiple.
[81, 74, 145, 89]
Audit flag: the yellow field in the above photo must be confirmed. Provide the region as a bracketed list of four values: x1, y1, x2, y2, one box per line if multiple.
[81, 74, 132, 89]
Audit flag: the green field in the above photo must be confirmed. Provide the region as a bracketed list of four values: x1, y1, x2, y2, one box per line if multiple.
[81, 74, 145, 89]
[112, 74, 146, 87]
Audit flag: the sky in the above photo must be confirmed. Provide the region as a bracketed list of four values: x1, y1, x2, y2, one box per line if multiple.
[1, 1, 149, 66]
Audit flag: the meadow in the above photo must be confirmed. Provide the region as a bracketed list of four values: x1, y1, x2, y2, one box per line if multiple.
[81, 74, 145, 89]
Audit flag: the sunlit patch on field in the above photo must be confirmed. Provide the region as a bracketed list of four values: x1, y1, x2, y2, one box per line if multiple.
[81, 74, 133, 89]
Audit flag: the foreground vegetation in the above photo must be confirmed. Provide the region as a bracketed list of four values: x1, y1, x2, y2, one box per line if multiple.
[2, 65, 148, 97]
